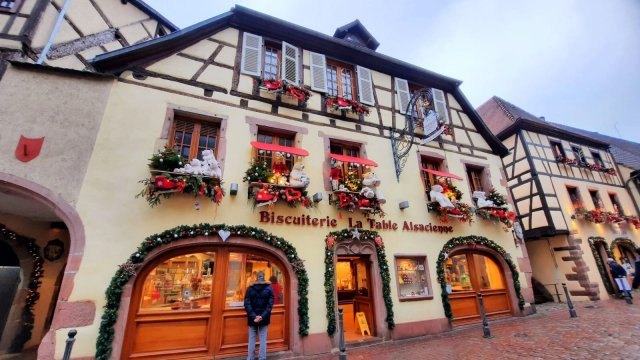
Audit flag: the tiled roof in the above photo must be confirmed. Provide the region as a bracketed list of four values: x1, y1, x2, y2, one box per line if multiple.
[492, 96, 544, 123]
[550, 123, 640, 170]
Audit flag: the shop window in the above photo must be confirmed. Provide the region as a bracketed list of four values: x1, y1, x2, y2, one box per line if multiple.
[329, 141, 364, 189]
[609, 193, 624, 215]
[395, 256, 432, 301]
[225, 252, 286, 307]
[170, 115, 220, 161]
[589, 189, 603, 210]
[571, 145, 587, 165]
[256, 129, 295, 170]
[139, 252, 216, 311]
[567, 186, 583, 209]
[466, 165, 486, 194]
[0, 0, 21, 13]
[326, 60, 356, 100]
[421, 157, 443, 201]
[445, 253, 505, 292]
[550, 140, 565, 160]
[592, 151, 605, 167]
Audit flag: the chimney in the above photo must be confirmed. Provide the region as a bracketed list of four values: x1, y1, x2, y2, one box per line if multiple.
[539, 116, 546, 121]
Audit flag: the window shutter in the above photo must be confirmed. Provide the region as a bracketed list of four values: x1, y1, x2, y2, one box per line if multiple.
[395, 78, 410, 114]
[432, 88, 450, 123]
[241, 32, 262, 76]
[281, 41, 300, 84]
[309, 52, 327, 92]
[356, 65, 374, 106]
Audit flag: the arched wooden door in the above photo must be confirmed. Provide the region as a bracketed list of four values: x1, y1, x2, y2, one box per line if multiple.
[445, 251, 512, 325]
[123, 246, 289, 359]
[0, 241, 20, 341]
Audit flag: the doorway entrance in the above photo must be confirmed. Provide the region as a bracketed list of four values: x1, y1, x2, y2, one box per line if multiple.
[123, 247, 289, 359]
[445, 251, 512, 324]
[0, 242, 21, 343]
[336, 255, 375, 342]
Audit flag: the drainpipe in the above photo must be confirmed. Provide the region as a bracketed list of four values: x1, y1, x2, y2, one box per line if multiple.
[36, 0, 72, 64]
[624, 170, 640, 215]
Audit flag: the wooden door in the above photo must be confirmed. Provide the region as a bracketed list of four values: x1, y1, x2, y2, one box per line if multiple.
[123, 248, 289, 359]
[352, 257, 375, 336]
[445, 252, 512, 325]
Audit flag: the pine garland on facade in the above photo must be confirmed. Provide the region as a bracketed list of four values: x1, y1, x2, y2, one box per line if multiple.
[323, 229, 394, 336]
[95, 224, 309, 360]
[436, 235, 525, 320]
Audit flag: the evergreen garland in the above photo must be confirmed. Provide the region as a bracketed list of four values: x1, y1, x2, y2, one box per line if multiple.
[0, 225, 44, 352]
[436, 235, 525, 321]
[149, 145, 184, 171]
[95, 224, 309, 360]
[611, 237, 637, 256]
[243, 161, 273, 183]
[587, 237, 614, 294]
[344, 169, 362, 192]
[486, 187, 507, 208]
[323, 229, 394, 336]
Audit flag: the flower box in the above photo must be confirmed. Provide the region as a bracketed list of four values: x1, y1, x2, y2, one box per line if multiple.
[329, 190, 384, 218]
[326, 96, 370, 116]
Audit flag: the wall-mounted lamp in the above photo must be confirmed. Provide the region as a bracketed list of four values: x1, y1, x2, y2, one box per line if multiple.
[203, 88, 214, 97]
[313, 192, 323, 203]
[398, 201, 409, 210]
[229, 183, 238, 196]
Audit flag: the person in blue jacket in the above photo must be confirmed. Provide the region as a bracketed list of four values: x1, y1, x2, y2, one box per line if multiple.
[608, 258, 632, 302]
[244, 271, 274, 360]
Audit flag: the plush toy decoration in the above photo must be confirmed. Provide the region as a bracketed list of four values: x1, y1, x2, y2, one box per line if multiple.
[288, 162, 310, 188]
[362, 171, 385, 204]
[201, 149, 222, 179]
[271, 152, 289, 185]
[174, 158, 205, 175]
[430, 184, 455, 208]
[473, 191, 495, 208]
[329, 164, 342, 191]
[360, 186, 375, 199]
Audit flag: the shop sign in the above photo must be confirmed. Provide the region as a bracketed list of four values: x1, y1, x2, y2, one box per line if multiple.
[258, 211, 454, 234]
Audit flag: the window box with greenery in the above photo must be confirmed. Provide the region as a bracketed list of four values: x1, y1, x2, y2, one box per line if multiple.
[572, 207, 640, 227]
[474, 188, 517, 231]
[327, 147, 385, 218]
[426, 179, 473, 224]
[243, 140, 314, 209]
[556, 155, 615, 175]
[257, 78, 312, 104]
[395, 256, 433, 301]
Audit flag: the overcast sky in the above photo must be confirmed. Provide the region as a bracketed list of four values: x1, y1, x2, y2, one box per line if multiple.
[146, 0, 640, 143]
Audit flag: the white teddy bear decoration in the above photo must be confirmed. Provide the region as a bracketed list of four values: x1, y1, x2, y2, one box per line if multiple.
[473, 191, 495, 208]
[361, 171, 385, 204]
[173, 149, 222, 179]
[288, 162, 310, 188]
[430, 184, 454, 208]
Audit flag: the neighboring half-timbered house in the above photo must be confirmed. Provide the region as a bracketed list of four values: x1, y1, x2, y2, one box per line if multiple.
[478, 96, 640, 304]
[1, 6, 535, 359]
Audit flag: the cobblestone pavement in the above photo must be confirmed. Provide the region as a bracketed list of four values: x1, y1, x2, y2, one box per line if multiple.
[311, 299, 640, 360]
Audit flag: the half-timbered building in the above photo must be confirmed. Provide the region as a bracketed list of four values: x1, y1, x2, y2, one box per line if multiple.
[1, 6, 536, 359]
[478, 96, 640, 304]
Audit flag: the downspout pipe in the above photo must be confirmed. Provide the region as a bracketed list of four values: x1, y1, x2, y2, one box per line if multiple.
[36, 0, 72, 64]
[624, 170, 640, 216]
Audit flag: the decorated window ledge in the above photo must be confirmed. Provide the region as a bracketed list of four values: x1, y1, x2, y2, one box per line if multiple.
[137, 146, 224, 208]
[243, 142, 314, 209]
[556, 155, 615, 175]
[572, 208, 640, 228]
[473, 188, 517, 231]
[426, 178, 473, 224]
[327, 153, 385, 217]
[257, 78, 312, 104]
[326, 96, 370, 116]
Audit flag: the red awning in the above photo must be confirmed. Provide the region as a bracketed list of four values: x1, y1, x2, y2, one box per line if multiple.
[329, 153, 378, 167]
[250, 141, 309, 156]
[421, 168, 463, 181]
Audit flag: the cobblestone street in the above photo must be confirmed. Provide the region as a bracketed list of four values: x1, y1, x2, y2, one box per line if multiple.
[311, 299, 640, 360]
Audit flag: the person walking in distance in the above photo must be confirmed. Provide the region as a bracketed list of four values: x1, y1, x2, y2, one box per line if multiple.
[608, 258, 632, 303]
[633, 249, 640, 292]
[244, 271, 274, 360]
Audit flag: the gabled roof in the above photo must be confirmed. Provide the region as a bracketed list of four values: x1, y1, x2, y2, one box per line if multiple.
[128, 0, 179, 32]
[478, 96, 609, 149]
[90, 5, 508, 156]
[550, 123, 640, 170]
[333, 20, 380, 51]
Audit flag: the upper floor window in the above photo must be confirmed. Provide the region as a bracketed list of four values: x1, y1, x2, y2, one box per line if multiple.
[550, 141, 565, 159]
[330, 141, 362, 185]
[571, 145, 587, 165]
[326, 60, 355, 100]
[567, 186, 582, 209]
[170, 115, 219, 161]
[0, 0, 21, 13]
[592, 151, 604, 167]
[241, 32, 299, 84]
[465, 165, 486, 194]
[609, 193, 624, 215]
[421, 157, 443, 200]
[256, 129, 295, 171]
[589, 189, 603, 210]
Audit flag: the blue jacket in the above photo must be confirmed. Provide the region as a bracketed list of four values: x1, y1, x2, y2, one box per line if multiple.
[609, 262, 627, 278]
[244, 282, 274, 327]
